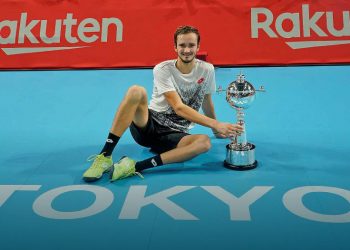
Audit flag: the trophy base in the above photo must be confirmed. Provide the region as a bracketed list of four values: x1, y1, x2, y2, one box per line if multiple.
[224, 143, 258, 171]
[224, 160, 258, 171]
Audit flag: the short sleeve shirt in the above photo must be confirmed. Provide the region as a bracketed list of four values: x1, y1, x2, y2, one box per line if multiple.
[149, 59, 216, 133]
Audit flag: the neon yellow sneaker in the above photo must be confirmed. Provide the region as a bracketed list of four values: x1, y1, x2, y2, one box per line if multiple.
[82, 154, 113, 182]
[110, 156, 143, 182]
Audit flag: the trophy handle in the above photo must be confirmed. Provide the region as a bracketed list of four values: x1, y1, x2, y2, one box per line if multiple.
[256, 85, 266, 92]
[216, 85, 224, 93]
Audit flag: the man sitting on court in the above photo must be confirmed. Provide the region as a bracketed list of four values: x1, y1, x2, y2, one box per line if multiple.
[82, 25, 243, 182]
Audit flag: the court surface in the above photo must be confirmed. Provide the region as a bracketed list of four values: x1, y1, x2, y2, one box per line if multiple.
[0, 65, 350, 250]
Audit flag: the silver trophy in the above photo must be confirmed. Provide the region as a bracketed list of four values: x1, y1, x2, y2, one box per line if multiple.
[218, 72, 265, 170]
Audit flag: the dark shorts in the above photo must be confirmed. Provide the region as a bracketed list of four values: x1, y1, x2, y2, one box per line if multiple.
[129, 110, 189, 154]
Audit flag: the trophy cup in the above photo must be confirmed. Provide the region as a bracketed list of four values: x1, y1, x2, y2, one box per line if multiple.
[218, 72, 265, 170]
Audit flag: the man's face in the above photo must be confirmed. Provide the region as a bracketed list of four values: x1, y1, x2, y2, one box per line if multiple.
[174, 33, 199, 64]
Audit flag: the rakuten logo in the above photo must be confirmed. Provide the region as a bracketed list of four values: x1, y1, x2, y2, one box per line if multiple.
[0, 13, 123, 55]
[251, 4, 350, 49]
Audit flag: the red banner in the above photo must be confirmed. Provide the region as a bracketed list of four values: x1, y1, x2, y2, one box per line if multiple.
[0, 0, 350, 69]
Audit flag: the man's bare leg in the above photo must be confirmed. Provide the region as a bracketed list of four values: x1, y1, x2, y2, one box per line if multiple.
[110, 85, 149, 136]
[160, 134, 212, 164]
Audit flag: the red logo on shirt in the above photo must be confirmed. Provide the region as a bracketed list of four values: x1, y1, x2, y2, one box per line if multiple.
[197, 77, 205, 84]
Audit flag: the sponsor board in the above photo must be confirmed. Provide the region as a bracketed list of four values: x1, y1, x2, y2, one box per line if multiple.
[0, 1, 349, 69]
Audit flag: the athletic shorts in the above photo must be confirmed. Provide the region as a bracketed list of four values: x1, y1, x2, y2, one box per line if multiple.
[129, 110, 189, 154]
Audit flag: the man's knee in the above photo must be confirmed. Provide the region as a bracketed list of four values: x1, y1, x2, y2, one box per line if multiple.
[196, 135, 211, 153]
[126, 85, 147, 104]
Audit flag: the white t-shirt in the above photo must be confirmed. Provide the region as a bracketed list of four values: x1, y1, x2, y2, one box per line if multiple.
[149, 59, 216, 132]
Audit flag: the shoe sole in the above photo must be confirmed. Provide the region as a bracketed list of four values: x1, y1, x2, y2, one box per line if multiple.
[109, 164, 115, 182]
[83, 165, 112, 182]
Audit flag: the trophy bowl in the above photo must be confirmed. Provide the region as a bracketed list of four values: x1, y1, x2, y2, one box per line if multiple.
[226, 79, 256, 110]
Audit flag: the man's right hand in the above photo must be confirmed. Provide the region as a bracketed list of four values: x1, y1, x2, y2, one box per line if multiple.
[213, 121, 244, 138]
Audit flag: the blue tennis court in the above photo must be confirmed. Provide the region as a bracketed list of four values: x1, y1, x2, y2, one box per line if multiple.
[0, 65, 349, 250]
